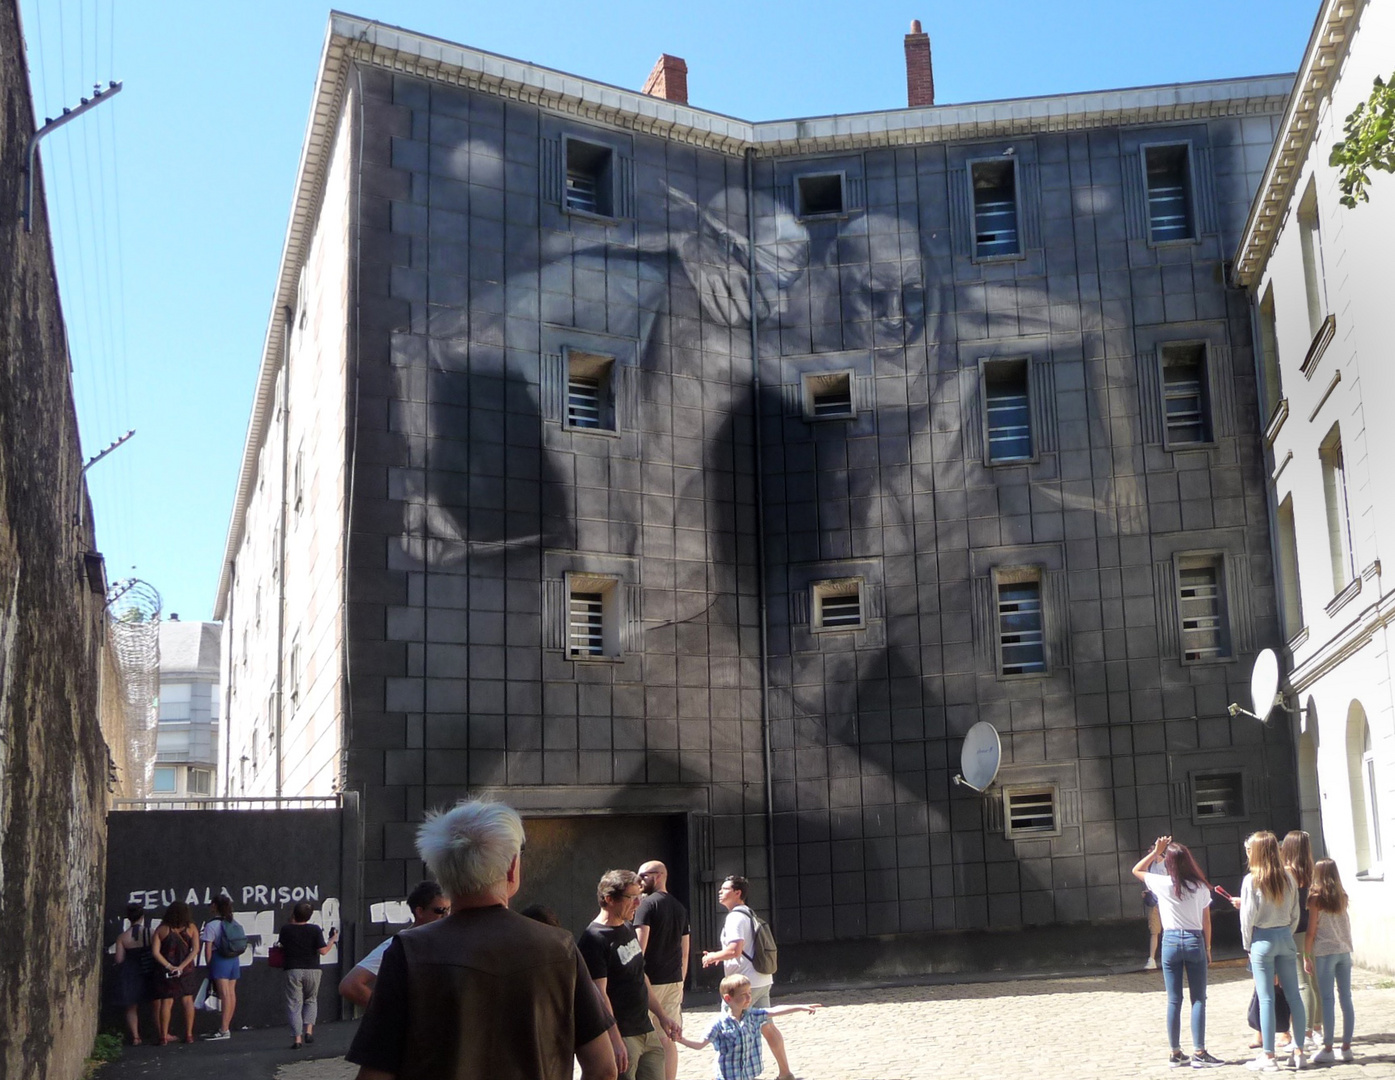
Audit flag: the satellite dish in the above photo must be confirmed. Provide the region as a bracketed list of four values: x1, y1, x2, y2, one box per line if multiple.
[1250, 648, 1280, 722]
[954, 721, 1002, 792]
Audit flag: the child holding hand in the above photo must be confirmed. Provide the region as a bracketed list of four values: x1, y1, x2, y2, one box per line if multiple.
[676, 974, 821, 1080]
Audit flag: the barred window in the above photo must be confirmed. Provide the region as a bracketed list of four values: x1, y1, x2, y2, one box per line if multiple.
[984, 359, 1032, 463]
[802, 370, 855, 421]
[565, 139, 614, 217]
[972, 159, 1019, 258]
[565, 351, 615, 432]
[1003, 786, 1059, 838]
[1161, 344, 1212, 447]
[811, 579, 865, 632]
[567, 575, 621, 659]
[1178, 557, 1230, 662]
[997, 575, 1046, 675]
[1193, 771, 1245, 821]
[1144, 144, 1194, 243]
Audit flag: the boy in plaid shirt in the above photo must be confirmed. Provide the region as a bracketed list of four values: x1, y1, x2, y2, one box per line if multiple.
[676, 974, 821, 1080]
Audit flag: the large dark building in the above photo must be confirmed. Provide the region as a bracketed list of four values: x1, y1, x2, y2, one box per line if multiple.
[216, 14, 1299, 973]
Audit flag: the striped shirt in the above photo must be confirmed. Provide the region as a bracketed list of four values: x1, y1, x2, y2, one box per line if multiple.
[705, 1007, 770, 1080]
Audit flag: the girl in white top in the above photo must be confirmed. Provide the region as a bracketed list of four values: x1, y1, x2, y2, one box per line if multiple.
[1231, 831, 1306, 1071]
[1131, 835, 1223, 1068]
[1303, 859, 1355, 1063]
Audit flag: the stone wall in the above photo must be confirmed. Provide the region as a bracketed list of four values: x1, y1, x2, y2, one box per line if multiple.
[0, 0, 115, 1075]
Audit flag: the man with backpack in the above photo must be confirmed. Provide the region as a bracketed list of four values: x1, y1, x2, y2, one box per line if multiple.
[700, 876, 795, 1080]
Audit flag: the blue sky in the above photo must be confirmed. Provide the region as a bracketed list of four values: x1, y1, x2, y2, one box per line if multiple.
[18, 0, 1319, 621]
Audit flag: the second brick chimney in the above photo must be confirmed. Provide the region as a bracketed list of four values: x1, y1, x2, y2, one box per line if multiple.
[642, 54, 689, 105]
[904, 19, 934, 108]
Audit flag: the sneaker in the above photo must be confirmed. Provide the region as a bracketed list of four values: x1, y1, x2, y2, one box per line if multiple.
[1246, 1055, 1279, 1072]
[1293, 1050, 1307, 1070]
[1310, 1048, 1335, 1064]
[1339, 1047, 1354, 1063]
[1170, 1051, 1191, 1068]
[204, 1030, 230, 1041]
[1191, 1051, 1225, 1068]
[1145, 957, 1159, 970]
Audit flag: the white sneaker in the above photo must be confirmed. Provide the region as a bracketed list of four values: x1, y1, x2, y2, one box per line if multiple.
[1310, 1048, 1335, 1064]
[1340, 1047, 1355, 1063]
[1245, 1056, 1279, 1072]
[1144, 957, 1158, 970]
[1293, 1050, 1307, 1070]
[1304, 1034, 1321, 1053]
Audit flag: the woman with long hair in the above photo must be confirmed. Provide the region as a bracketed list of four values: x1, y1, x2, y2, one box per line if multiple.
[1233, 831, 1306, 1071]
[1304, 859, 1356, 1063]
[1281, 830, 1321, 1051]
[113, 903, 154, 1045]
[200, 894, 241, 1040]
[1132, 835, 1224, 1068]
[150, 900, 200, 1044]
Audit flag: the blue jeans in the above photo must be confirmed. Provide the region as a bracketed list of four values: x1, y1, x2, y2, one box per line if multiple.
[1249, 926, 1306, 1053]
[1162, 929, 1208, 1050]
[1313, 952, 1354, 1048]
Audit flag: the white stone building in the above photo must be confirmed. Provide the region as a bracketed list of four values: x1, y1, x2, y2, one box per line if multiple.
[1233, 0, 1395, 970]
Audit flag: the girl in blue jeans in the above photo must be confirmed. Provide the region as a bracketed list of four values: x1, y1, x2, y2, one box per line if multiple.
[1132, 835, 1224, 1068]
[1234, 831, 1306, 1072]
[1304, 858, 1356, 1063]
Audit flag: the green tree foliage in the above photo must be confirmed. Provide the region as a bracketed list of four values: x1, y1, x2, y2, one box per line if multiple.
[1330, 73, 1395, 207]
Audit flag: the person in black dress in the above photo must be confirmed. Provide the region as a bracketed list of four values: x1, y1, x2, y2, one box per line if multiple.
[150, 901, 199, 1044]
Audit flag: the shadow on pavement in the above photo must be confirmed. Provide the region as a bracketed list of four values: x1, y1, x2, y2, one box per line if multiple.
[95, 1021, 358, 1080]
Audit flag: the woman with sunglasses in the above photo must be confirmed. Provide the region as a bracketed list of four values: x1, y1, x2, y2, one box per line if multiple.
[1132, 835, 1224, 1068]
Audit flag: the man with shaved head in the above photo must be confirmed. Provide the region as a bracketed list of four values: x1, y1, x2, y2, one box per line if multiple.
[634, 861, 689, 1080]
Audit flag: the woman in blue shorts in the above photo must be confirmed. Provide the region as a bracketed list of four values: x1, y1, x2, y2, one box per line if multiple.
[200, 894, 241, 1039]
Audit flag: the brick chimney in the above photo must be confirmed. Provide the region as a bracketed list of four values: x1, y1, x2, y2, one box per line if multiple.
[642, 54, 689, 105]
[904, 19, 934, 108]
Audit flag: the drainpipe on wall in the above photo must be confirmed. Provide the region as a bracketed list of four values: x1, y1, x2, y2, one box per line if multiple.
[275, 305, 293, 802]
[745, 147, 778, 917]
[222, 562, 235, 798]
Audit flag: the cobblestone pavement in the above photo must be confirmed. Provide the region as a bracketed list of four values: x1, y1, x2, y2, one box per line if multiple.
[279, 964, 1395, 1080]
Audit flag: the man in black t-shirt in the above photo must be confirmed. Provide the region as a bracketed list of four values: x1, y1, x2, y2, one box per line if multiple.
[634, 861, 689, 1080]
[579, 870, 681, 1080]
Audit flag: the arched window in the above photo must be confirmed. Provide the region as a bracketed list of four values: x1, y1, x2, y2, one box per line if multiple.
[1347, 701, 1382, 873]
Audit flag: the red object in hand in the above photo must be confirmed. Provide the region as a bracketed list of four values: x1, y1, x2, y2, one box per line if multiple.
[1213, 885, 1233, 901]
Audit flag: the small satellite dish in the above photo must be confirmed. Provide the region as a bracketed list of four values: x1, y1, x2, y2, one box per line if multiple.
[1250, 648, 1280, 722]
[954, 721, 1002, 792]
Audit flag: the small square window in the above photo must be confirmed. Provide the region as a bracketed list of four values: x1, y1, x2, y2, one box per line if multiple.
[1193, 771, 1246, 822]
[996, 571, 1046, 676]
[565, 139, 614, 217]
[153, 766, 177, 794]
[801, 370, 855, 421]
[1177, 556, 1230, 662]
[796, 173, 845, 218]
[565, 350, 616, 432]
[1003, 786, 1060, 838]
[983, 359, 1032, 464]
[568, 574, 621, 658]
[1144, 144, 1195, 243]
[971, 159, 1019, 258]
[1160, 344, 1212, 447]
[811, 579, 865, 632]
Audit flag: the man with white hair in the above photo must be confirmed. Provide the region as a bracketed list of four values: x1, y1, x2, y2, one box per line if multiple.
[346, 800, 616, 1080]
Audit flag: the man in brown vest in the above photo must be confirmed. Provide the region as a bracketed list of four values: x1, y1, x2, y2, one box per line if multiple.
[347, 800, 616, 1080]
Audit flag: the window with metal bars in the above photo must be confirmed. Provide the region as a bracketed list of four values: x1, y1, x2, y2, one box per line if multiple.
[997, 576, 1046, 675]
[802, 371, 855, 420]
[1003, 786, 1058, 838]
[796, 173, 845, 218]
[1144, 144, 1195, 243]
[565, 139, 614, 217]
[1177, 557, 1230, 662]
[811, 579, 864, 631]
[565, 351, 615, 431]
[1161, 344, 1212, 447]
[1193, 771, 1245, 821]
[984, 359, 1032, 463]
[971, 159, 1019, 257]
[568, 591, 606, 656]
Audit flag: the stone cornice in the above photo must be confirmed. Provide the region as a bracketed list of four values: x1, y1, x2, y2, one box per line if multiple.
[1233, 0, 1365, 288]
[1289, 582, 1395, 692]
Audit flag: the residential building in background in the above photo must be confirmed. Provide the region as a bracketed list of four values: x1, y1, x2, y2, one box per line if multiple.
[1233, 0, 1395, 970]
[155, 617, 222, 797]
[217, 14, 1300, 971]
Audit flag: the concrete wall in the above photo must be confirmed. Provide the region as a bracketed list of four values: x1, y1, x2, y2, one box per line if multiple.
[1249, 0, 1395, 970]
[0, 0, 115, 1073]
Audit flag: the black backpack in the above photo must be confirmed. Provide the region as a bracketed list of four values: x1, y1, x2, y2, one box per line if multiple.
[217, 917, 249, 958]
[735, 905, 778, 975]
